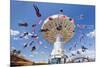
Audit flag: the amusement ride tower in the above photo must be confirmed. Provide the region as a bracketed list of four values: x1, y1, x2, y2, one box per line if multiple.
[41, 14, 75, 64]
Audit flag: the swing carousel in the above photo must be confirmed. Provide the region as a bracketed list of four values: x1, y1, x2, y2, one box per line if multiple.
[41, 14, 75, 64]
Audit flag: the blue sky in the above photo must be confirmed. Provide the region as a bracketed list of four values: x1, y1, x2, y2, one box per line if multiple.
[10, 0, 95, 62]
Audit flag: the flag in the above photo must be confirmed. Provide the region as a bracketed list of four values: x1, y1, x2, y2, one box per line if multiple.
[33, 4, 41, 17]
[31, 46, 36, 51]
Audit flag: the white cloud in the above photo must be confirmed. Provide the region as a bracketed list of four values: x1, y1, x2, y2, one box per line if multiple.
[84, 50, 95, 58]
[13, 37, 19, 40]
[28, 33, 33, 36]
[20, 32, 33, 39]
[23, 36, 29, 39]
[65, 48, 95, 59]
[29, 55, 34, 57]
[87, 30, 95, 38]
[10, 29, 20, 36]
[11, 46, 16, 50]
[23, 32, 32, 39]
